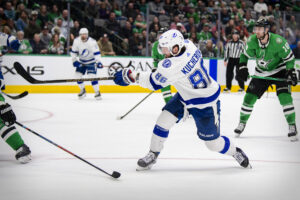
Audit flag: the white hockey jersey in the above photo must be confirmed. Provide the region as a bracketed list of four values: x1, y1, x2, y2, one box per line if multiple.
[70, 37, 101, 65]
[138, 40, 220, 109]
[0, 32, 19, 63]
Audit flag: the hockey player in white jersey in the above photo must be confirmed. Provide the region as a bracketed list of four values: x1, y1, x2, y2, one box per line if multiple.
[114, 30, 251, 170]
[0, 32, 31, 164]
[71, 28, 103, 100]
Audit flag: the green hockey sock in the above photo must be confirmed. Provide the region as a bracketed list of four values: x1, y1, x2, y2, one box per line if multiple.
[160, 85, 172, 104]
[0, 123, 24, 151]
[278, 93, 296, 125]
[240, 93, 258, 124]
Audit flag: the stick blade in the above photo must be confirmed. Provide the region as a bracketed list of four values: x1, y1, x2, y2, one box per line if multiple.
[111, 171, 121, 179]
[14, 62, 38, 83]
[116, 116, 123, 120]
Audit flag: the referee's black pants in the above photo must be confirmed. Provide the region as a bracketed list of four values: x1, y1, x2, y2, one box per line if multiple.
[226, 58, 245, 90]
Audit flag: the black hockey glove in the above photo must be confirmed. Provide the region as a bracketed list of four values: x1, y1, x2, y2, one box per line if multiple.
[285, 69, 298, 86]
[0, 103, 16, 126]
[236, 63, 249, 82]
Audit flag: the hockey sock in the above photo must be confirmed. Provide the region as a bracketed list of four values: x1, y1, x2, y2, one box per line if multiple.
[205, 136, 236, 156]
[91, 81, 99, 93]
[160, 85, 172, 104]
[150, 110, 177, 152]
[77, 82, 85, 91]
[0, 123, 24, 151]
[278, 93, 296, 125]
[240, 93, 258, 124]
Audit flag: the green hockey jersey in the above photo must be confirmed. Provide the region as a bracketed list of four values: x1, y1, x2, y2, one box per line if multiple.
[240, 32, 295, 77]
[152, 41, 165, 68]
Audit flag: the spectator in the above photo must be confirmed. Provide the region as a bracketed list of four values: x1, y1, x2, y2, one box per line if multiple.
[176, 22, 187, 37]
[60, 10, 74, 30]
[39, 26, 52, 47]
[105, 12, 121, 35]
[14, 3, 28, 20]
[4, 1, 15, 20]
[16, 10, 28, 31]
[287, 16, 298, 31]
[134, 14, 146, 33]
[273, 4, 281, 19]
[2, 25, 11, 35]
[211, 21, 226, 44]
[30, 33, 47, 54]
[52, 26, 66, 46]
[236, 20, 249, 38]
[148, 0, 165, 16]
[37, 5, 49, 28]
[70, 20, 81, 38]
[112, 1, 123, 19]
[120, 21, 133, 40]
[225, 19, 236, 39]
[220, 7, 230, 25]
[52, 18, 67, 39]
[244, 11, 255, 33]
[48, 34, 64, 54]
[188, 26, 201, 44]
[129, 28, 143, 56]
[97, 34, 116, 56]
[199, 23, 212, 42]
[185, 17, 195, 33]
[24, 15, 41, 40]
[48, 4, 59, 23]
[170, 15, 181, 30]
[98, 1, 110, 19]
[254, 0, 268, 14]
[186, 7, 200, 25]
[16, 31, 32, 54]
[123, 2, 137, 20]
[6, 19, 17, 36]
[201, 40, 217, 58]
[149, 16, 161, 33]
[149, 23, 160, 42]
[85, 0, 99, 18]
[285, 28, 296, 45]
[163, 0, 173, 16]
[0, 7, 8, 24]
[292, 41, 300, 59]
[141, 30, 151, 56]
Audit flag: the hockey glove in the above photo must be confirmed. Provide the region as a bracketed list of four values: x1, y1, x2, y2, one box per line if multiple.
[237, 64, 249, 82]
[73, 61, 81, 68]
[96, 62, 103, 69]
[0, 103, 16, 126]
[114, 68, 135, 86]
[285, 69, 298, 86]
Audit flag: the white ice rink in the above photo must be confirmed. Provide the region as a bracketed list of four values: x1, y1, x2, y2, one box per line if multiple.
[0, 92, 300, 200]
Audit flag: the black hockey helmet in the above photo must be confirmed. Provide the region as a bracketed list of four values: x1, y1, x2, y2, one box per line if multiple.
[255, 18, 269, 28]
[232, 29, 240, 35]
[158, 27, 168, 34]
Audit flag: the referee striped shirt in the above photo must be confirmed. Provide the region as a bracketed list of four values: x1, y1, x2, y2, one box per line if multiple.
[224, 40, 245, 62]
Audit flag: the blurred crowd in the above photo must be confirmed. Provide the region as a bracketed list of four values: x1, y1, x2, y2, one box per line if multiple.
[0, 0, 300, 58]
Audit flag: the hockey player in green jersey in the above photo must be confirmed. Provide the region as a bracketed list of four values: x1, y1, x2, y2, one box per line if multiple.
[235, 18, 298, 141]
[152, 27, 172, 103]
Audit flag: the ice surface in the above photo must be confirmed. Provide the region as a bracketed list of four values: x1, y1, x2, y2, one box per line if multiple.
[0, 92, 300, 200]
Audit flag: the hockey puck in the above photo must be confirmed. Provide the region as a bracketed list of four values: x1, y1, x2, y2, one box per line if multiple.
[112, 171, 121, 179]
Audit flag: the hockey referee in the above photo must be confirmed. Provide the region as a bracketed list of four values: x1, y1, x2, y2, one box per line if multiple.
[224, 30, 245, 92]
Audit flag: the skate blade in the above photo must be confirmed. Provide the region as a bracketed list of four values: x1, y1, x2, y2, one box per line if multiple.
[78, 94, 86, 99]
[246, 163, 252, 169]
[235, 133, 241, 138]
[289, 136, 298, 142]
[17, 155, 32, 164]
[95, 96, 102, 100]
[136, 165, 153, 171]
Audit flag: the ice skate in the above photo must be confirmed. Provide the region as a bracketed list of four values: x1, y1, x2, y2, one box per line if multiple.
[237, 88, 244, 93]
[234, 122, 246, 137]
[223, 88, 230, 93]
[233, 147, 251, 168]
[288, 124, 298, 142]
[15, 144, 31, 164]
[94, 91, 102, 100]
[136, 151, 159, 171]
[78, 88, 86, 99]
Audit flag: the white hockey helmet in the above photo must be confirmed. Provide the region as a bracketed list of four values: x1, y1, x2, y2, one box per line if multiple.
[79, 28, 89, 35]
[158, 29, 185, 56]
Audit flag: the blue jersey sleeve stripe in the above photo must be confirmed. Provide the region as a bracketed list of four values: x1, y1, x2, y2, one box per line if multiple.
[149, 74, 163, 90]
[71, 50, 79, 54]
[180, 86, 220, 105]
[94, 51, 101, 55]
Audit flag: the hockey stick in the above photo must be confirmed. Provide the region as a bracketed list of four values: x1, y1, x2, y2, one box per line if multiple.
[15, 121, 121, 179]
[249, 75, 300, 83]
[14, 62, 114, 84]
[2, 91, 28, 99]
[117, 91, 155, 120]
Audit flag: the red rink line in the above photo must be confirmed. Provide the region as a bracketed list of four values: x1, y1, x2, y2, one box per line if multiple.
[37, 157, 300, 165]
[15, 106, 54, 123]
